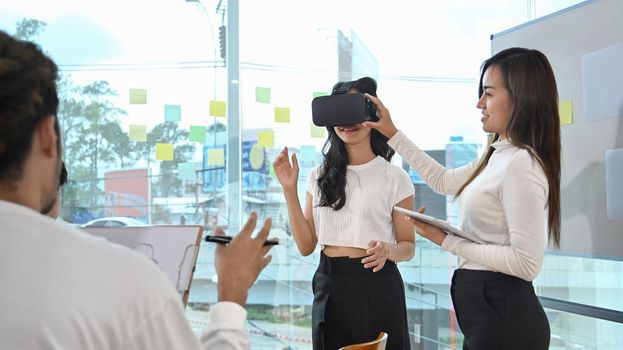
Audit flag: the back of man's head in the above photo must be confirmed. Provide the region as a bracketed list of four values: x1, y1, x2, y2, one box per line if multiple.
[0, 30, 59, 188]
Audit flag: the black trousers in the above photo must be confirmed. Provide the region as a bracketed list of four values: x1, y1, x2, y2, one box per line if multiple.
[451, 269, 550, 350]
[312, 252, 411, 350]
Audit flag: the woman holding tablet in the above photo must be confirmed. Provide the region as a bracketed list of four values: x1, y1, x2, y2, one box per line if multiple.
[365, 48, 561, 350]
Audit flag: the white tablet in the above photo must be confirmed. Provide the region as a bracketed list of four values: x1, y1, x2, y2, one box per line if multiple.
[393, 206, 479, 242]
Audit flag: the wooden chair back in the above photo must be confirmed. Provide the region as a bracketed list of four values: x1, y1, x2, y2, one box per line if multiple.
[338, 332, 388, 350]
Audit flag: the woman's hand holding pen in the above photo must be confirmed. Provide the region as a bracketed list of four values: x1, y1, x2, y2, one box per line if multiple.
[214, 212, 274, 307]
[407, 206, 447, 247]
[362, 241, 391, 272]
[273, 147, 299, 192]
[363, 93, 399, 139]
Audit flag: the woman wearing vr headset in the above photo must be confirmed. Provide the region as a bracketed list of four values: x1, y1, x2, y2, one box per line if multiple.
[273, 77, 415, 350]
[364, 48, 560, 350]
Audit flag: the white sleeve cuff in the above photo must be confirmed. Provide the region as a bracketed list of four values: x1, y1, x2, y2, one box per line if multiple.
[206, 301, 247, 330]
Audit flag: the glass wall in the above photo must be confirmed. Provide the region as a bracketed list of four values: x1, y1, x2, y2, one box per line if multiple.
[5, 1, 621, 349]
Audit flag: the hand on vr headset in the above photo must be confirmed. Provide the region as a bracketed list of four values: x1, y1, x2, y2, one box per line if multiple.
[361, 93, 399, 139]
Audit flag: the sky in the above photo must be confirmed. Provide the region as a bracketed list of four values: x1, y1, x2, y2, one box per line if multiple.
[0, 0, 582, 158]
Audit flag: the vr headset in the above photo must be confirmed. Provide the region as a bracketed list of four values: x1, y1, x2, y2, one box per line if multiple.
[311, 80, 378, 127]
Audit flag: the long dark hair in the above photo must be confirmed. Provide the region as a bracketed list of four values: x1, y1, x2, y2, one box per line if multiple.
[456, 48, 561, 247]
[317, 77, 395, 210]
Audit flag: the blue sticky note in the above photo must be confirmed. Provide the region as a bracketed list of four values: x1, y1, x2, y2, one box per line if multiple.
[165, 104, 182, 122]
[177, 162, 196, 181]
[301, 145, 316, 162]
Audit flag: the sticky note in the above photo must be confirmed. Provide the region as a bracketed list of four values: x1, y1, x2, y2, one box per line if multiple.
[129, 89, 147, 104]
[313, 91, 328, 98]
[164, 104, 182, 122]
[269, 162, 275, 178]
[177, 162, 196, 180]
[249, 144, 265, 169]
[256, 87, 271, 103]
[559, 99, 573, 126]
[311, 124, 326, 138]
[275, 107, 290, 123]
[129, 125, 147, 142]
[156, 143, 174, 161]
[189, 126, 207, 143]
[208, 149, 225, 165]
[210, 100, 226, 117]
[301, 145, 316, 162]
[258, 130, 274, 147]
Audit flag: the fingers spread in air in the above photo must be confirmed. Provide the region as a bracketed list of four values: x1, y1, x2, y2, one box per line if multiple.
[255, 217, 272, 243]
[240, 211, 258, 238]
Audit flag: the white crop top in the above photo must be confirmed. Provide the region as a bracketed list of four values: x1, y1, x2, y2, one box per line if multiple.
[306, 156, 415, 249]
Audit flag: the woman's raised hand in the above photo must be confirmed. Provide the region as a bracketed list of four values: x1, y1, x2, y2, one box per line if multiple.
[363, 93, 399, 139]
[273, 147, 299, 191]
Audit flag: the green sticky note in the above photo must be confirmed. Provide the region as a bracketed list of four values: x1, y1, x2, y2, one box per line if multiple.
[274, 107, 290, 123]
[210, 100, 226, 117]
[164, 104, 182, 122]
[208, 149, 225, 165]
[311, 124, 326, 139]
[177, 162, 196, 181]
[258, 130, 274, 147]
[129, 89, 147, 104]
[155, 143, 174, 161]
[256, 87, 271, 103]
[559, 99, 573, 126]
[301, 145, 316, 162]
[129, 125, 147, 142]
[313, 91, 328, 98]
[189, 126, 207, 143]
[269, 162, 275, 178]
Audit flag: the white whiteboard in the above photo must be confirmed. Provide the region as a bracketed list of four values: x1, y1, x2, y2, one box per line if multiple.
[83, 225, 202, 304]
[492, 0, 623, 258]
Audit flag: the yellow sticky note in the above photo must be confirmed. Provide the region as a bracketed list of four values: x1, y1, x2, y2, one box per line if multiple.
[155, 143, 174, 161]
[559, 99, 573, 126]
[129, 89, 147, 104]
[208, 149, 225, 165]
[129, 125, 147, 142]
[258, 130, 274, 147]
[311, 124, 326, 139]
[249, 144, 265, 169]
[274, 107, 291, 123]
[210, 100, 226, 117]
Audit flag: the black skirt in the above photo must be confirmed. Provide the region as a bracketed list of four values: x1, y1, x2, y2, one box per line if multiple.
[312, 251, 411, 350]
[451, 269, 550, 350]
